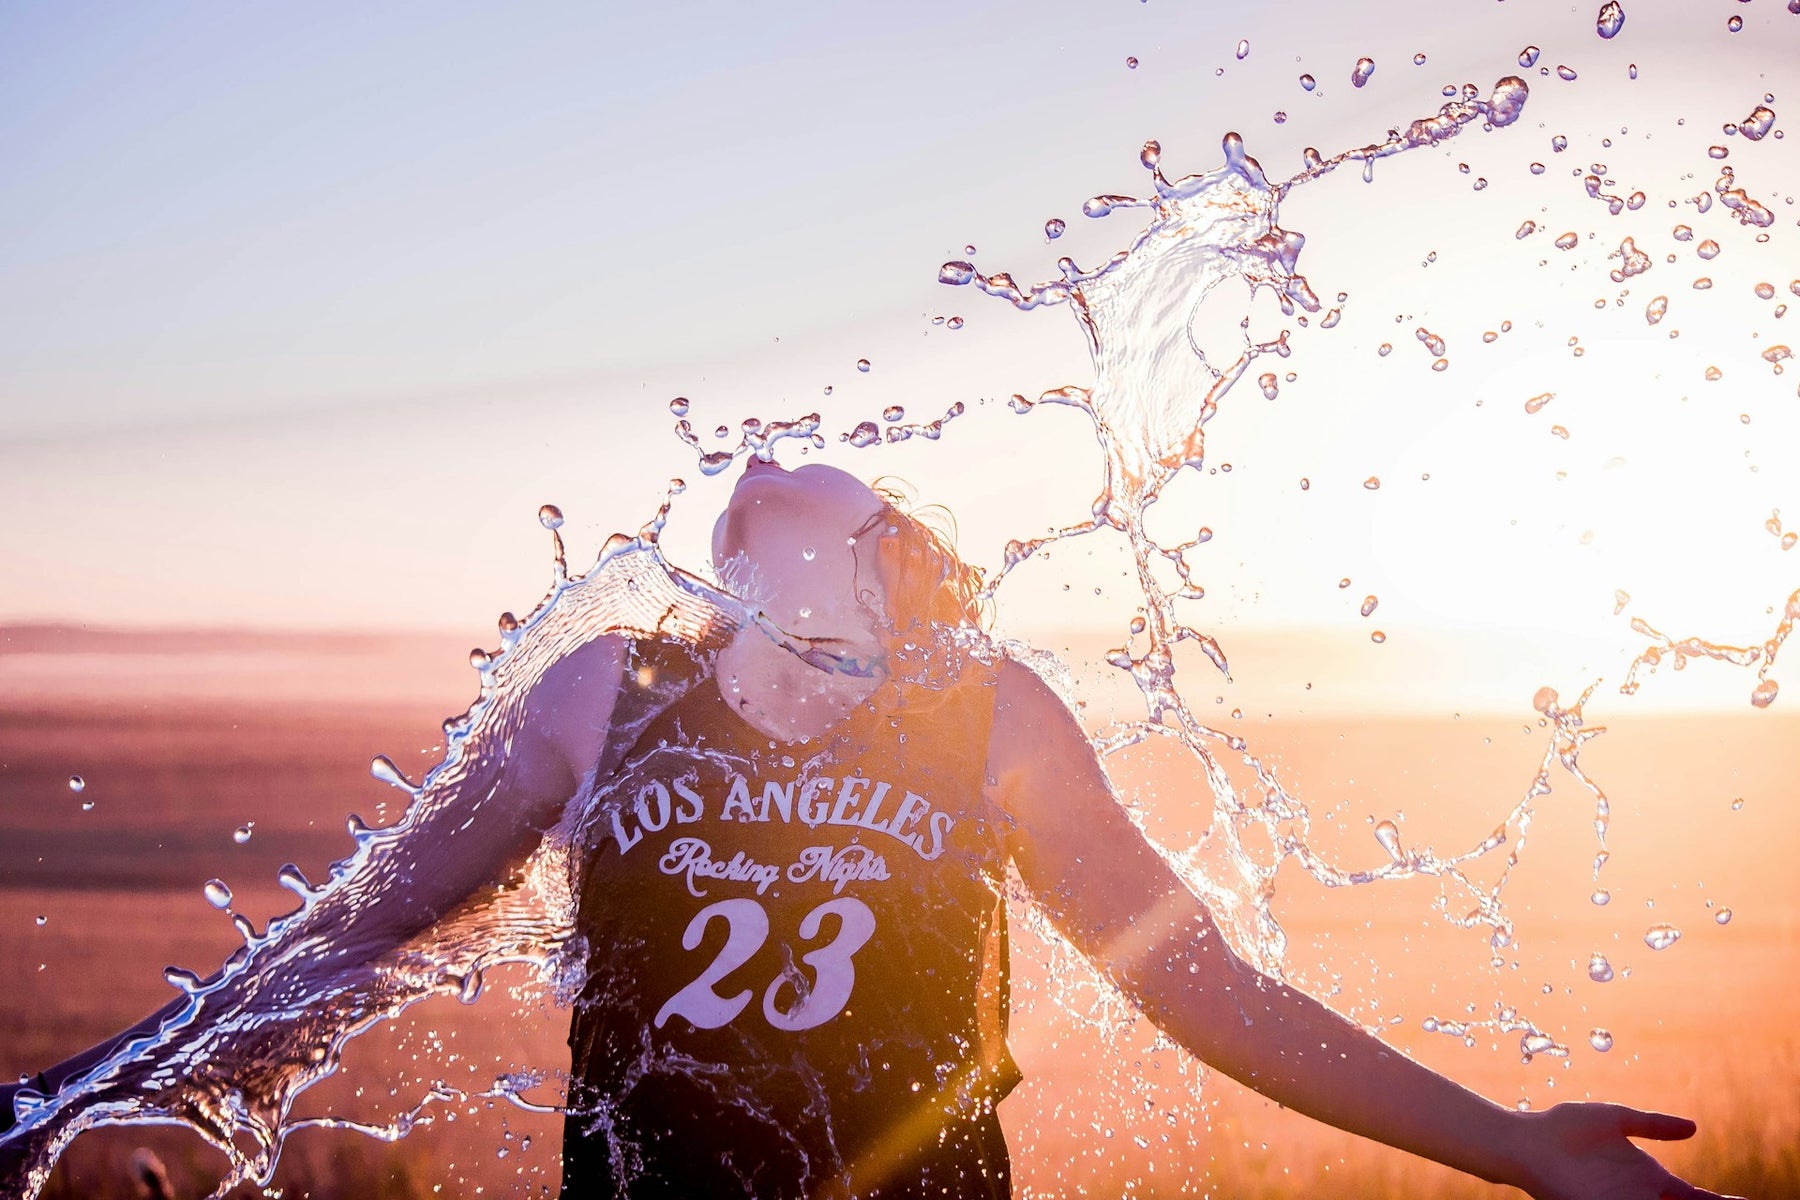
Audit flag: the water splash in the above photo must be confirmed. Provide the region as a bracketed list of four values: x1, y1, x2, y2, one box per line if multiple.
[1618, 588, 1796, 709]
[7, 22, 1796, 1195]
[0, 536, 749, 1196]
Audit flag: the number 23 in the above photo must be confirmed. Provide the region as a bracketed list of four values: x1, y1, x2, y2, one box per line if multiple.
[654, 896, 876, 1033]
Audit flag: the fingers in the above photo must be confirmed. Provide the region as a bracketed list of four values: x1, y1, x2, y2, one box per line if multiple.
[1612, 1106, 1698, 1142]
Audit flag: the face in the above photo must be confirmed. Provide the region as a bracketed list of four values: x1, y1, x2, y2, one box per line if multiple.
[710, 457, 889, 635]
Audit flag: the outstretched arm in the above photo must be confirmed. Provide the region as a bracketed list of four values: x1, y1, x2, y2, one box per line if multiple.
[986, 660, 1733, 1200]
[3, 634, 625, 1138]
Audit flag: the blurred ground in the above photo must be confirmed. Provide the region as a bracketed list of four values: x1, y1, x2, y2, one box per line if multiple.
[2, 629, 1795, 1197]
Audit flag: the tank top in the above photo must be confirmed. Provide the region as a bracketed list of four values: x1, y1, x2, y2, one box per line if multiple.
[562, 641, 1020, 1199]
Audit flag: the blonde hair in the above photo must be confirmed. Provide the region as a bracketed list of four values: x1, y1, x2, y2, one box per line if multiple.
[866, 479, 988, 639]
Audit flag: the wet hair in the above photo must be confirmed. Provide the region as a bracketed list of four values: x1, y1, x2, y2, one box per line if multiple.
[864, 479, 988, 638]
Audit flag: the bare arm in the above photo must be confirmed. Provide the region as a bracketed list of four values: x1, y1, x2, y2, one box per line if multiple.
[4, 635, 625, 1121]
[986, 660, 1732, 1200]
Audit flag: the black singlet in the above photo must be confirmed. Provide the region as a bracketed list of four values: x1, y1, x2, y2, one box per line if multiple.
[562, 645, 1020, 1199]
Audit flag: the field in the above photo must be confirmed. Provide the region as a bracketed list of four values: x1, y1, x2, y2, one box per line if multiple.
[3, 628, 1797, 1197]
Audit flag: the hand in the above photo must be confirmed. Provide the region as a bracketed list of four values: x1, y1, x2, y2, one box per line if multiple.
[1513, 1102, 1741, 1200]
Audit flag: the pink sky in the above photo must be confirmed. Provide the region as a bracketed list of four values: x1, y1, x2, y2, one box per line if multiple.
[3, 0, 1796, 716]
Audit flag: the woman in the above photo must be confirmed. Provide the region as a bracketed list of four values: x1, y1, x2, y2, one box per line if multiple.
[3, 456, 1731, 1199]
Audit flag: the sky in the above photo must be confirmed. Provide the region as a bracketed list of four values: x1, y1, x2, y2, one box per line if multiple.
[3, 0, 1797, 714]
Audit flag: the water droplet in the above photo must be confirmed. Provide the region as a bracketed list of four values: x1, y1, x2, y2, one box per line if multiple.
[801, 546, 817, 562]
[1352, 57, 1375, 88]
[1643, 923, 1682, 951]
[1596, 1, 1625, 38]
[1741, 105, 1777, 141]
[1272, 110, 1288, 125]
[1750, 678, 1778, 707]
[1589, 1029, 1615, 1052]
[855, 358, 871, 373]
[1704, 364, 1722, 381]
[1645, 295, 1668, 324]
[1696, 239, 1721, 260]
[1519, 45, 1541, 68]
[1524, 392, 1554, 413]
[1757, 282, 1777, 300]
[1555, 231, 1579, 250]
[1373, 820, 1404, 860]
[203, 879, 233, 909]
[67, 774, 85, 793]
[1043, 218, 1066, 241]
[370, 754, 417, 794]
[1552, 134, 1569, 152]
[667, 396, 690, 417]
[537, 504, 564, 531]
[1370, 630, 1387, 644]
[938, 261, 975, 286]
[163, 965, 203, 993]
[233, 823, 254, 845]
[1727, 14, 1743, 31]
[1363, 476, 1381, 490]
[1412, 52, 1427, 66]
[1588, 953, 1615, 982]
[1378, 342, 1392, 356]
[1258, 372, 1280, 399]
[1592, 889, 1611, 905]
[1715, 908, 1734, 925]
[1300, 73, 1316, 91]
[34, 914, 47, 927]
[1236, 38, 1250, 60]
[1125, 55, 1139, 69]
[1360, 595, 1379, 617]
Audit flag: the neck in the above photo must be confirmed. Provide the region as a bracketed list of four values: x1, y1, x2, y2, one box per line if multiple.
[714, 612, 887, 742]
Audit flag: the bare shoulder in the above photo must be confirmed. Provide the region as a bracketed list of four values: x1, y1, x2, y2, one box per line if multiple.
[986, 657, 1108, 812]
[991, 657, 1087, 747]
[522, 633, 631, 783]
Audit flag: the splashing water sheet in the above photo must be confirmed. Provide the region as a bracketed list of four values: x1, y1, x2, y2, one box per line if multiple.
[4, 1, 1799, 1196]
